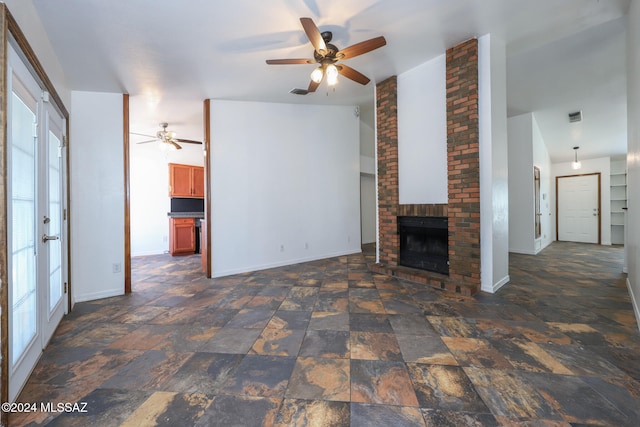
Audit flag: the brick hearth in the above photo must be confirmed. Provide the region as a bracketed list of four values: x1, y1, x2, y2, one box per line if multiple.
[373, 38, 480, 296]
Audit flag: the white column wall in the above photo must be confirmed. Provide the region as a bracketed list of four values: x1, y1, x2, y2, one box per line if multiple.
[626, 0, 640, 329]
[479, 34, 510, 293]
[209, 100, 361, 277]
[70, 91, 125, 303]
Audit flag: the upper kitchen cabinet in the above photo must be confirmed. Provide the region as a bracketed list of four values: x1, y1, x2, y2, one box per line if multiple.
[169, 163, 205, 198]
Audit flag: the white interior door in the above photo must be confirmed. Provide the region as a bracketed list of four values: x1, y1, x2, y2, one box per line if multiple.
[8, 44, 67, 402]
[557, 174, 599, 243]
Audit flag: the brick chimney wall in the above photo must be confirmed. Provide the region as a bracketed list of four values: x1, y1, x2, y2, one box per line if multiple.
[376, 76, 400, 267]
[446, 39, 481, 289]
[374, 39, 480, 295]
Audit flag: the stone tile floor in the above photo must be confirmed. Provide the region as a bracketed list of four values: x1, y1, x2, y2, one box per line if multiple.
[11, 242, 640, 426]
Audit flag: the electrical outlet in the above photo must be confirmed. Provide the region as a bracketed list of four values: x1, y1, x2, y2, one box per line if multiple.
[304, 242, 309, 249]
[163, 235, 168, 242]
[112, 263, 122, 274]
[280, 244, 285, 252]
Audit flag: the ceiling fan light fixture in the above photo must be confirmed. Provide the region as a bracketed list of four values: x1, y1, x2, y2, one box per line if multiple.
[310, 67, 324, 83]
[326, 64, 338, 86]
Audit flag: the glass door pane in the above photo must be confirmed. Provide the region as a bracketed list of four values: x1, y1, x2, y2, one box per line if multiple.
[10, 90, 37, 366]
[48, 130, 62, 311]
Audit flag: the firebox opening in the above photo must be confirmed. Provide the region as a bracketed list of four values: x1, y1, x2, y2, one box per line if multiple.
[398, 216, 449, 275]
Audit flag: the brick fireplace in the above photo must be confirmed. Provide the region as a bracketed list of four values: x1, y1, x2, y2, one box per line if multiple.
[372, 38, 481, 296]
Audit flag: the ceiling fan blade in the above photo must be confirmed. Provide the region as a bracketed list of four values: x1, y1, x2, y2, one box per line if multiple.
[300, 17, 327, 55]
[337, 64, 370, 85]
[266, 58, 315, 65]
[170, 141, 183, 150]
[130, 131, 156, 138]
[337, 36, 386, 60]
[136, 139, 157, 144]
[175, 138, 203, 145]
[307, 79, 320, 93]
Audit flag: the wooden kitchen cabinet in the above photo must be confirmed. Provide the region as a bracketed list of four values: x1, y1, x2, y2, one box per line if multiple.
[169, 218, 195, 255]
[169, 163, 204, 198]
[192, 166, 205, 198]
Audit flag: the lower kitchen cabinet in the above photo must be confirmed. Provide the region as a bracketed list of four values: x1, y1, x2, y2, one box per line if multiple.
[169, 218, 195, 255]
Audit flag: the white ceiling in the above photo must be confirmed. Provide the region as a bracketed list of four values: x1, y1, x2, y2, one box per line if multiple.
[31, 0, 630, 162]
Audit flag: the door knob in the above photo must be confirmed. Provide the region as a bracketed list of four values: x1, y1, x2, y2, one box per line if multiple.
[42, 234, 59, 243]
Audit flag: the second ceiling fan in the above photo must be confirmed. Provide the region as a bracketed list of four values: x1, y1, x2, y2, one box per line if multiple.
[266, 17, 386, 95]
[132, 122, 202, 151]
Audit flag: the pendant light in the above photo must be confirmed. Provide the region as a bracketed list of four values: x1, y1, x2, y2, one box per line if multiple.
[571, 146, 582, 170]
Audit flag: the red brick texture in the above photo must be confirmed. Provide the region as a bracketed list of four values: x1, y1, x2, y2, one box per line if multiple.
[376, 76, 399, 267]
[446, 38, 481, 291]
[374, 39, 480, 296]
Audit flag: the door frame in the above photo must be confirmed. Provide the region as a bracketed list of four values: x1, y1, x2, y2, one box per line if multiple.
[555, 172, 601, 244]
[1, 4, 70, 414]
[122, 100, 212, 290]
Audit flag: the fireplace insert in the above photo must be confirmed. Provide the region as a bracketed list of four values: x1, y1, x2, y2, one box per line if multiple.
[398, 216, 449, 275]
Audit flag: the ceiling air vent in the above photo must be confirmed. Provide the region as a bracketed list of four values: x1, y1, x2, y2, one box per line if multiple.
[568, 111, 582, 123]
[289, 88, 309, 95]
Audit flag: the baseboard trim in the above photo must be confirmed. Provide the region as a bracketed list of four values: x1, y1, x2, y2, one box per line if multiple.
[74, 288, 124, 304]
[211, 249, 362, 279]
[491, 275, 510, 293]
[509, 249, 537, 255]
[626, 277, 640, 332]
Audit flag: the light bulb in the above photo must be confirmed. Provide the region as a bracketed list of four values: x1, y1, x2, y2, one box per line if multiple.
[326, 64, 338, 86]
[310, 67, 323, 83]
[571, 146, 581, 169]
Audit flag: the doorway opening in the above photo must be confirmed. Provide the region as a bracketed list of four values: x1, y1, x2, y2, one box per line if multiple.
[124, 97, 211, 291]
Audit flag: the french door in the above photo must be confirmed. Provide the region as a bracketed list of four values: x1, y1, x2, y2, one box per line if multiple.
[7, 44, 67, 402]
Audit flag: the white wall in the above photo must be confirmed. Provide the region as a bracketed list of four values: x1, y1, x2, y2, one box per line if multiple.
[626, 0, 640, 329]
[508, 114, 535, 253]
[359, 100, 377, 245]
[70, 91, 124, 303]
[130, 143, 204, 256]
[360, 175, 377, 244]
[551, 157, 611, 245]
[359, 101, 376, 158]
[508, 113, 553, 254]
[532, 116, 553, 249]
[397, 54, 447, 204]
[209, 100, 361, 277]
[479, 34, 510, 293]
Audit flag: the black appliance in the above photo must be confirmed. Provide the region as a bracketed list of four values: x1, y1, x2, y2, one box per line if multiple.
[170, 197, 204, 213]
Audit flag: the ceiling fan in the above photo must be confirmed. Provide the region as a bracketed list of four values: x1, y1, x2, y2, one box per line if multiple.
[131, 122, 202, 151]
[266, 17, 386, 95]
